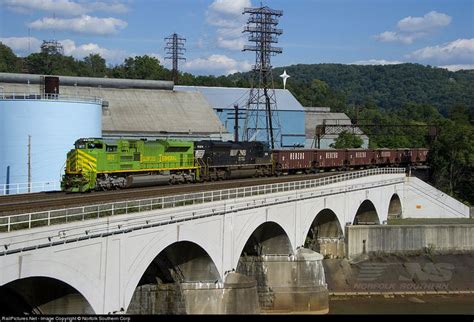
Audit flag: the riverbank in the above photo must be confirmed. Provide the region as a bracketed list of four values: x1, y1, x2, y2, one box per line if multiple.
[328, 294, 474, 314]
[323, 252, 474, 314]
[323, 253, 474, 293]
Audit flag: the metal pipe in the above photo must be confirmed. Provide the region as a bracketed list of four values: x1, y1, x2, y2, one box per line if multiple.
[0, 73, 174, 90]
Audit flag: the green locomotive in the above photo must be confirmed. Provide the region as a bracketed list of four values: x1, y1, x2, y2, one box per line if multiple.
[62, 138, 197, 192]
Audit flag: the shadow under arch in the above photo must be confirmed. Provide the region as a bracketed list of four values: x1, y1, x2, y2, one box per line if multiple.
[304, 209, 344, 258]
[0, 277, 95, 315]
[387, 193, 402, 220]
[128, 241, 221, 314]
[235, 221, 294, 310]
[240, 221, 293, 257]
[353, 200, 380, 225]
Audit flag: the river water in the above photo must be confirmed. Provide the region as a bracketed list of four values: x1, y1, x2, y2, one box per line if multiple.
[328, 295, 474, 314]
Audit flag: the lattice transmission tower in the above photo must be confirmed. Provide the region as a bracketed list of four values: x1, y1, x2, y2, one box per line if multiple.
[40, 40, 64, 55]
[164, 33, 186, 83]
[242, 5, 283, 149]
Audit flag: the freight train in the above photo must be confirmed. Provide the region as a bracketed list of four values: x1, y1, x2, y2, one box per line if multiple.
[61, 138, 428, 192]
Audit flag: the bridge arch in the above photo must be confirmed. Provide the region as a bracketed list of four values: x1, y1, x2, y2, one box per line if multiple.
[239, 221, 293, 257]
[353, 199, 380, 225]
[304, 209, 344, 258]
[126, 240, 220, 314]
[235, 221, 294, 285]
[232, 213, 295, 270]
[305, 209, 343, 240]
[0, 276, 95, 314]
[124, 229, 222, 312]
[387, 193, 402, 219]
[0, 259, 102, 314]
[135, 241, 220, 284]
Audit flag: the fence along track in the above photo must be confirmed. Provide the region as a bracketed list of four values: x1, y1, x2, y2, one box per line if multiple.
[0, 168, 405, 233]
[0, 172, 343, 215]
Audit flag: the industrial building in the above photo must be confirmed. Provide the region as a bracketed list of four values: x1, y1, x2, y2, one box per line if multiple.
[0, 73, 229, 192]
[175, 86, 306, 147]
[304, 107, 369, 149]
[0, 73, 229, 141]
[175, 86, 368, 149]
[0, 73, 368, 193]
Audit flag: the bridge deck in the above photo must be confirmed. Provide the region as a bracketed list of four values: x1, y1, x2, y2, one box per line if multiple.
[0, 169, 407, 257]
[0, 169, 405, 234]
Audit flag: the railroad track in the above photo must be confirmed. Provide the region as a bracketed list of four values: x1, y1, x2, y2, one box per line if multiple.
[0, 172, 341, 216]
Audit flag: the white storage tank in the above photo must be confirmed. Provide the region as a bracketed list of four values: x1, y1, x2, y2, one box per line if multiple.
[0, 90, 102, 194]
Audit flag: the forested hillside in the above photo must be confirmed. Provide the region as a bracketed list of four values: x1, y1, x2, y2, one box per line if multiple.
[232, 63, 474, 117]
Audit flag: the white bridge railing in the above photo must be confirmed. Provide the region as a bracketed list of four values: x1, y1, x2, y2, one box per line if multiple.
[1, 181, 61, 195]
[0, 168, 405, 233]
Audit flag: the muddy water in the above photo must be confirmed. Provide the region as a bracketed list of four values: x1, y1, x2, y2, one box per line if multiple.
[328, 295, 474, 314]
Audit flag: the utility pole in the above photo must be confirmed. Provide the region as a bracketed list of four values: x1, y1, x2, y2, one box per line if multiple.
[164, 33, 186, 83]
[6, 166, 10, 195]
[234, 104, 239, 143]
[27, 135, 31, 193]
[226, 104, 245, 142]
[242, 5, 284, 149]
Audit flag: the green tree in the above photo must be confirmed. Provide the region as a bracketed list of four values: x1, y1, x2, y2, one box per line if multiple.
[310, 79, 330, 105]
[330, 131, 364, 148]
[429, 120, 474, 204]
[0, 42, 23, 72]
[122, 55, 167, 80]
[449, 104, 471, 125]
[26, 52, 55, 74]
[26, 52, 80, 75]
[83, 54, 107, 77]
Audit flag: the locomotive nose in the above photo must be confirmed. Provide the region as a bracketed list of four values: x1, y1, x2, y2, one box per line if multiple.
[66, 150, 78, 173]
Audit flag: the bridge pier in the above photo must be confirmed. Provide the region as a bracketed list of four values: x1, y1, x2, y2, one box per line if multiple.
[237, 248, 328, 314]
[127, 273, 259, 314]
[313, 237, 345, 259]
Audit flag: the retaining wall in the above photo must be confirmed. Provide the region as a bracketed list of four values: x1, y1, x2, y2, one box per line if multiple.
[346, 225, 474, 259]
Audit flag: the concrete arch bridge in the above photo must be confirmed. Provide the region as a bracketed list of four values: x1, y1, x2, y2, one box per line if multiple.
[0, 168, 469, 314]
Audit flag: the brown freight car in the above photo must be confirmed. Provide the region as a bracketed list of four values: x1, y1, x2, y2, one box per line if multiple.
[345, 149, 375, 168]
[313, 149, 346, 170]
[374, 149, 397, 165]
[273, 147, 428, 175]
[396, 149, 415, 165]
[410, 148, 429, 164]
[272, 149, 314, 174]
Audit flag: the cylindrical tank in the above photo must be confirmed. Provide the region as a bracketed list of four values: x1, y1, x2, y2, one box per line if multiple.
[0, 96, 102, 193]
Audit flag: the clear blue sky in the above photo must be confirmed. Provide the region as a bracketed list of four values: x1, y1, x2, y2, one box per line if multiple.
[0, 0, 473, 75]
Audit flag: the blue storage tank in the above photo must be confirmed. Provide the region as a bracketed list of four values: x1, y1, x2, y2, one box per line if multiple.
[0, 94, 102, 193]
